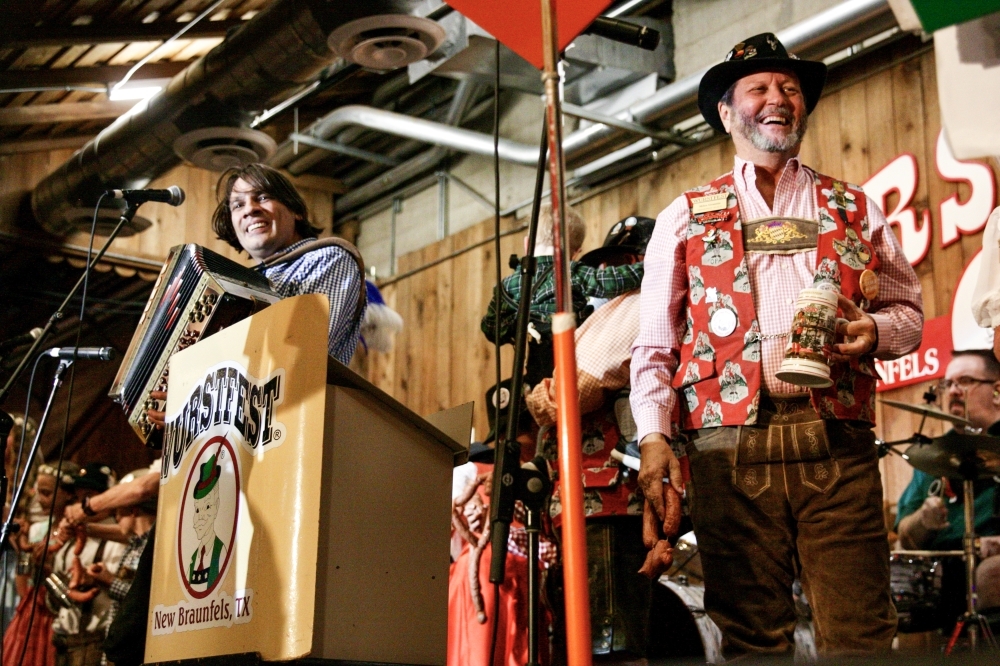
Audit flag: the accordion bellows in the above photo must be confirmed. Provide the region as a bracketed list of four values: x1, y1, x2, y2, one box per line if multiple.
[109, 244, 279, 448]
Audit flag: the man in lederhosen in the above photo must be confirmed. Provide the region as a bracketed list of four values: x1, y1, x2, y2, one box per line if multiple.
[630, 33, 923, 657]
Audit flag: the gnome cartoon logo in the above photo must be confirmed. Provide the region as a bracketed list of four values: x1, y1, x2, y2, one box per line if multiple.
[178, 436, 240, 599]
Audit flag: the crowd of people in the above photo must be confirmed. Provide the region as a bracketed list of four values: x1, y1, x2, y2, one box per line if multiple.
[2, 418, 157, 666]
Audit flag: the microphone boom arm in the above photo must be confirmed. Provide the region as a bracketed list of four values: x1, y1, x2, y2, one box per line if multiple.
[0, 203, 138, 405]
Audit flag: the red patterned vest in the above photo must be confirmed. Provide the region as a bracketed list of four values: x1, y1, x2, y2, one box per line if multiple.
[672, 171, 881, 429]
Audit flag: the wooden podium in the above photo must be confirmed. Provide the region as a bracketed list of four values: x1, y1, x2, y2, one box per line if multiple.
[146, 294, 468, 665]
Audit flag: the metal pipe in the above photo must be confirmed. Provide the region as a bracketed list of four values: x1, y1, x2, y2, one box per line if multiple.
[30, 0, 432, 234]
[271, 104, 540, 170]
[307, 0, 895, 213]
[289, 132, 402, 166]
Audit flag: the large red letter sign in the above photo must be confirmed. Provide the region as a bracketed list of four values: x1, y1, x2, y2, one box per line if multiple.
[937, 130, 996, 247]
[863, 153, 931, 266]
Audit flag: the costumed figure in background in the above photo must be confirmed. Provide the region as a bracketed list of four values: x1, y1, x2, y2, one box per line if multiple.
[481, 204, 643, 388]
[630, 33, 923, 658]
[49, 464, 124, 666]
[3, 414, 38, 635]
[2, 462, 78, 666]
[896, 350, 1000, 628]
[526, 217, 687, 661]
[447, 438, 556, 666]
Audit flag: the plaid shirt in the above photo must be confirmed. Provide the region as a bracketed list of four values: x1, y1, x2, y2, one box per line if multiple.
[631, 156, 923, 443]
[258, 238, 365, 364]
[481, 256, 643, 344]
[108, 531, 149, 605]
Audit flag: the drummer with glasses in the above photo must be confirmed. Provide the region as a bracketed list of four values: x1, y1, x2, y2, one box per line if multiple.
[896, 349, 1000, 626]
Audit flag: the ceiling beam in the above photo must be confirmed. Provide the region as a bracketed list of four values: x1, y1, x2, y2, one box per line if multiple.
[0, 61, 192, 88]
[0, 101, 135, 126]
[0, 18, 246, 49]
[0, 134, 94, 154]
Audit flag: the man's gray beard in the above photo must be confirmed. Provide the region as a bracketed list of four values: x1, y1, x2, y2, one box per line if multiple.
[731, 107, 807, 153]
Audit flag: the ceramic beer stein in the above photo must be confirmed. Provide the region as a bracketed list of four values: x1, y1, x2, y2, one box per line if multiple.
[775, 287, 839, 388]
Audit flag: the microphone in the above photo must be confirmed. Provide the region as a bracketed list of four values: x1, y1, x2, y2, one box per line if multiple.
[585, 17, 660, 51]
[0, 327, 43, 353]
[106, 186, 185, 207]
[44, 347, 115, 361]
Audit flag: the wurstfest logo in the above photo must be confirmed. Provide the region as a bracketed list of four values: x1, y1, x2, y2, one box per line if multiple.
[152, 361, 285, 636]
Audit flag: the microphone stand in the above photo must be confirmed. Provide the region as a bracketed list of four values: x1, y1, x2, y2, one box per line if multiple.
[487, 121, 551, 666]
[0, 358, 73, 551]
[0, 202, 138, 553]
[489, 119, 549, 585]
[0, 203, 139, 406]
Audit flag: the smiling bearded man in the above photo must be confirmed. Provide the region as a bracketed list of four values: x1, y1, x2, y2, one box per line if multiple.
[629, 33, 924, 658]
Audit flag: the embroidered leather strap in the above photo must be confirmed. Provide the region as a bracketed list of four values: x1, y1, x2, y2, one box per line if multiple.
[742, 216, 818, 254]
[262, 237, 367, 320]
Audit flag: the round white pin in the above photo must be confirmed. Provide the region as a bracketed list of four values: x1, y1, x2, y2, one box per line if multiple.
[710, 308, 737, 337]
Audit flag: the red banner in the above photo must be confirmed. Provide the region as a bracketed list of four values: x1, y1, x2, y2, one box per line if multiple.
[874, 315, 951, 392]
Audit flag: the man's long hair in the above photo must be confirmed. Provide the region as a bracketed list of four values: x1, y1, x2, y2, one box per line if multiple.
[212, 163, 323, 252]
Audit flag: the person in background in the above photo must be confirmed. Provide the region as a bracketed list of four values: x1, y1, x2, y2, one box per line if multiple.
[3, 463, 78, 666]
[63, 462, 158, 666]
[896, 350, 1000, 627]
[71, 468, 156, 666]
[49, 464, 123, 666]
[481, 204, 644, 387]
[3, 414, 38, 635]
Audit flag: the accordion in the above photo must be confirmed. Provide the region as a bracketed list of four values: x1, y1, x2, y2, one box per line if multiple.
[110, 244, 279, 447]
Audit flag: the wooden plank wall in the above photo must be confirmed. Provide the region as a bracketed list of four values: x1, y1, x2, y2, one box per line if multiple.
[359, 48, 1000, 513]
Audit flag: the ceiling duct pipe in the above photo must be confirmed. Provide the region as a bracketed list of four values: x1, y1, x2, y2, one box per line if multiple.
[562, 0, 896, 165]
[271, 0, 894, 217]
[30, 0, 437, 235]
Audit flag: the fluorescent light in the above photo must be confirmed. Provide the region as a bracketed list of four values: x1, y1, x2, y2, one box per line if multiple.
[109, 86, 163, 101]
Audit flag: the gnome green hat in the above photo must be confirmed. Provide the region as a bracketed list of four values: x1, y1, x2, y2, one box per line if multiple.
[193, 454, 221, 500]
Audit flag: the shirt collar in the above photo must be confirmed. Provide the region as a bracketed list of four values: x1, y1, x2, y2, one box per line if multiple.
[733, 154, 804, 190]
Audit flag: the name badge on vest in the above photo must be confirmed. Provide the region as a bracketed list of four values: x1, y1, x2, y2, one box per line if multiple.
[692, 192, 730, 215]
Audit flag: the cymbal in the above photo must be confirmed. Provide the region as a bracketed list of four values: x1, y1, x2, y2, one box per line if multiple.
[903, 430, 1000, 480]
[881, 399, 972, 427]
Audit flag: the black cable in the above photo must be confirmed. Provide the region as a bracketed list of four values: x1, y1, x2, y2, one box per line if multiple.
[488, 38, 502, 666]
[15, 192, 103, 666]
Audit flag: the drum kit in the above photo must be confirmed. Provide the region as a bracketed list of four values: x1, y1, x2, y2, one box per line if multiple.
[880, 397, 1000, 652]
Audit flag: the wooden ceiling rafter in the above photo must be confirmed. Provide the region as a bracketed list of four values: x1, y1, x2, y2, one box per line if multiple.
[0, 100, 136, 126]
[0, 60, 192, 88]
[2, 18, 246, 49]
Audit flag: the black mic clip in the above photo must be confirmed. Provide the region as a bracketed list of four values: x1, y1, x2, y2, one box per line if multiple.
[584, 16, 660, 51]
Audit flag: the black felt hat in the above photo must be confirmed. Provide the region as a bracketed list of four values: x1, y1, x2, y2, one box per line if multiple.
[579, 216, 656, 268]
[74, 462, 115, 492]
[698, 33, 827, 134]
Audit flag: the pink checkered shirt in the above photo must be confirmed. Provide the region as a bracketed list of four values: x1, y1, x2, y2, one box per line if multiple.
[630, 156, 924, 442]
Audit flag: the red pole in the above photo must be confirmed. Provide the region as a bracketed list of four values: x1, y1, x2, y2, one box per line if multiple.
[540, 1, 591, 665]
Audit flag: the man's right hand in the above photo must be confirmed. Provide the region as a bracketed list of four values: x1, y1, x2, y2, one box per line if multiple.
[917, 496, 950, 531]
[64, 502, 86, 525]
[147, 390, 167, 429]
[638, 434, 684, 521]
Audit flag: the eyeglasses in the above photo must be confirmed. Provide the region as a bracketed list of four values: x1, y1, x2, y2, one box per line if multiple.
[937, 376, 997, 392]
